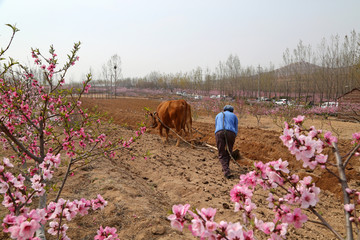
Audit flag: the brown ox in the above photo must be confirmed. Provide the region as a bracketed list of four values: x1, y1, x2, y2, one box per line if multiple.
[149, 99, 192, 147]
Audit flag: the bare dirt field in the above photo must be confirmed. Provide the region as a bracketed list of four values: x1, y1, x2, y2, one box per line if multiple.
[2, 96, 360, 240]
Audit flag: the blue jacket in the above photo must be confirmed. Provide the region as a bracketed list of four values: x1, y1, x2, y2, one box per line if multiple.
[215, 111, 238, 135]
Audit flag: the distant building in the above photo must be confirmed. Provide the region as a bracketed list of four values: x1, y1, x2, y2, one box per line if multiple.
[337, 88, 360, 122]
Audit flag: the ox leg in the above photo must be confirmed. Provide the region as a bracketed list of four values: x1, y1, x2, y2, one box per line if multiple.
[183, 123, 193, 148]
[188, 124, 193, 148]
[182, 122, 188, 136]
[159, 126, 166, 143]
[159, 125, 163, 137]
[186, 123, 191, 136]
[165, 128, 170, 143]
[175, 135, 180, 147]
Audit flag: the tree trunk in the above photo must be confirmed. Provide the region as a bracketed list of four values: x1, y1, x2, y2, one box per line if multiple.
[36, 192, 47, 239]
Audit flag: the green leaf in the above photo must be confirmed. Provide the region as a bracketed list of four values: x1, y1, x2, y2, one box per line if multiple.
[5, 23, 20, 33]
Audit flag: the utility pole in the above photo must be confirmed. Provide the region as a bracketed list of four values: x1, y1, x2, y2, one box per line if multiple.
[257, 65, 261, 99]
[114, 65, 117, 98]
[110, 74, 113, 98]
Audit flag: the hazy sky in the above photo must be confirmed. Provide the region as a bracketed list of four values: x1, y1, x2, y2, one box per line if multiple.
[0, 0, 359, 82]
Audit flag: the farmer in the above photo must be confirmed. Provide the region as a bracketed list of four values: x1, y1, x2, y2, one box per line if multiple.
[215, 105, 238, 179]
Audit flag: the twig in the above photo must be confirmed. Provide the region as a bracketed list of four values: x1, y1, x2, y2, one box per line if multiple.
[0, 122, 42, 163]
[332, 142, 353, 240]
[343, 143, 360, 168]
[0, 24, 18, 57]
[54, 142, 99, 202]
[57, 200, 67, 239]
[309, 206, 344, 240]
[324, 167, 341, 181]
[307, 219, 327, 226]
[18, 190, 37, 210]
[54, 159, 72, 203]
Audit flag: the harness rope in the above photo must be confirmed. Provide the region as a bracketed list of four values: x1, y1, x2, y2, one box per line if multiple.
[191, 126, 206, 137]
[152, 112, 209, 149]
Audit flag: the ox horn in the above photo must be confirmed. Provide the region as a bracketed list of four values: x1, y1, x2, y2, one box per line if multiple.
[149, 111, 158, 128]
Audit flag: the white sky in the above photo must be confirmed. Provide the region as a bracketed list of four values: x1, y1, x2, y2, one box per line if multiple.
[0, 0, 359, 82]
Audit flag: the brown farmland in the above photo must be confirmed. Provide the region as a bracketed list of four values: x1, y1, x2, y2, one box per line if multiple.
[77, 96, 360, 239]
[2, 96, 360, 240]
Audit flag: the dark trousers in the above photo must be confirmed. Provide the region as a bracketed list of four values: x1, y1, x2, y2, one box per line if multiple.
[215, 130, 236, 176]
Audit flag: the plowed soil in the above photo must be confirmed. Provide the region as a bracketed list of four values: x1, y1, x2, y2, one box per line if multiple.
[3, 96, 360, 240]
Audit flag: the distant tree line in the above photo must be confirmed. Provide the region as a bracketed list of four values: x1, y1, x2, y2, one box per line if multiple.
[74, 31, 360, 104]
